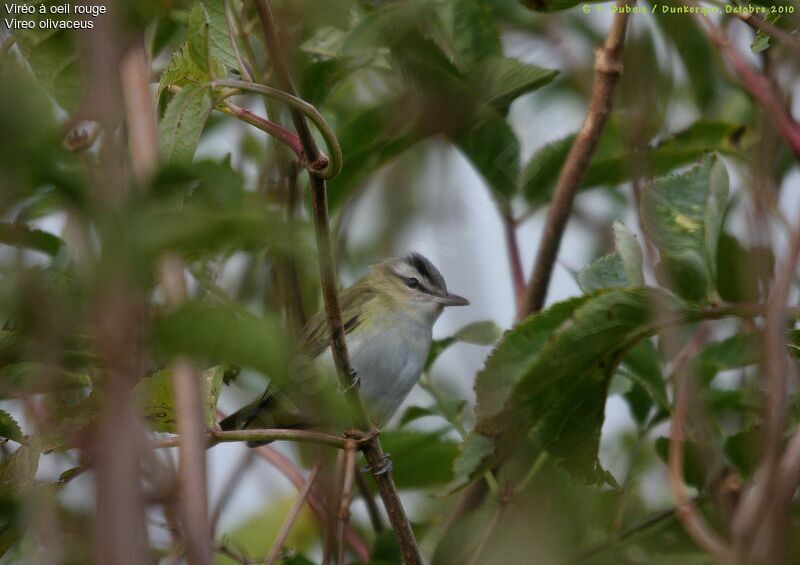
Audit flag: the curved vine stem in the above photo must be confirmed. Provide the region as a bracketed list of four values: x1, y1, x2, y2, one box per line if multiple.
[211, 79, 342, 179]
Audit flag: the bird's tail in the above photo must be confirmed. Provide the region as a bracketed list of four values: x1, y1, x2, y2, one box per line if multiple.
[219, 391, 281, 447]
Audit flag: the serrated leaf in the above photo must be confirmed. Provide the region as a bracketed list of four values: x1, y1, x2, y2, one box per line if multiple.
[468, 56, 558, 113]
[159, 84, 215, 163]
[461, 289, 683, 487]
[642, 154, 729, 302]
[578, 253, 629, 293]
[443, 432, 494, 494]
[0, 410, 22, 443]
[0, 223, 63, 257]
[453, 321, 502, 345]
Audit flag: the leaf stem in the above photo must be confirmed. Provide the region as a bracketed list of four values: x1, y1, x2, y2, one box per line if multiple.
[211, 79, 342, 179]
[264, 465, 321, 565]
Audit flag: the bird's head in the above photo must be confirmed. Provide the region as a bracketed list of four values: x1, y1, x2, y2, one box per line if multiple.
[368, 253, 469, 321]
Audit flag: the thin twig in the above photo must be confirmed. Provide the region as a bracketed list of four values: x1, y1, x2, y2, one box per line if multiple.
[500, 204, 525, 321]
[250, 1, 422, 562]
[224, 0, 254, 82]
[336, 441, 358, 565]
[520, 0, 633, 315]
[667, 324, 728, 558]
[264, 466, 321, 565]
[250, 442, 370, 561]
[119, 40, 159, 185]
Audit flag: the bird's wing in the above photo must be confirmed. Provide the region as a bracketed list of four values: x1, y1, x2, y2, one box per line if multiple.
[300, 284, 377, 358]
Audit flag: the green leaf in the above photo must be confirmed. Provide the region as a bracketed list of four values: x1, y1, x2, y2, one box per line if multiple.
[461, 289, 682, 487]
[522, 122, 744, 207]
[187, 3, 212, 73]
[577, 222, 644, 292]
[380, 430, 459, 489]
[10, 4, 84, 111]
[577, 253, 630, 293]
[641, 155, 729, 302]
[159, 84, 215, 163]
[620, 339, 669, 413]
[468, 56, 558, 113]
[152, 304, 290, 381]
[724, 426, 762, 477]
[0, 410, 22, 443]
[692, 333, 761, 383]
[613, 221, 645, 286]
[0, 223, 63, 257]
[455, 113, 520, 199]
[0, 440, 40, 491]
[655, 436, 708, 489]
[438, 0, 502, 70]
[453, 321, 502, 346]
[199, 0, 242, 71]
[443, 432, 494, 494]
[134, 364, 229, 432]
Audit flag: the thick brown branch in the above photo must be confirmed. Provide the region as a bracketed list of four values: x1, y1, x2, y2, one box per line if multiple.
[520, 0, 633, 316]
[250, 1, 422, 562]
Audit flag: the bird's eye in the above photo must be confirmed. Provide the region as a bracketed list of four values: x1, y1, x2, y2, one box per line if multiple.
[406, 277, 419, 289]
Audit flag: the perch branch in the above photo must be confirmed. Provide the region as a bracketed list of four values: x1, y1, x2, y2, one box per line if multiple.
[153, 428, 358, 450]
[520, 0, 633, 316]
[250, 1, 421, 562]
[733, 9, 800, 52]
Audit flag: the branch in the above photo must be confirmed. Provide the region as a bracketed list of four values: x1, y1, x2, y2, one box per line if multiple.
[218, 101, 304, 159]
[667, 324, 729, 558]
[153, 428, 357, 450]
[336, 441, 358, 565]
[119, 39, 158, 185]
[733, 9, 800, 53]
[520, 0, 633, 316]
[250, 1, 422, 562]
[687, 3, 800, 160]
[264, 466, 321, 565]
[158, 255, 212, 565]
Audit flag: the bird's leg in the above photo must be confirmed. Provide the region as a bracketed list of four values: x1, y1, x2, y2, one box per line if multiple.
[361, 453, 392, 476]
[338, 367, 361, 393]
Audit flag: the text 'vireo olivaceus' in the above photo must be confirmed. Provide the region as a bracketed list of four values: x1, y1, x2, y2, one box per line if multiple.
[220, 253, 469, 440]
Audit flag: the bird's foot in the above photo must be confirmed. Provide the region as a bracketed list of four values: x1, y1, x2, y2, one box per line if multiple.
[361, 453, 392, 476]
[339, 367, 361, 393]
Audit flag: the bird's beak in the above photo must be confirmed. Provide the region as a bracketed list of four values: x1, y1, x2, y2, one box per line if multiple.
[437, 292, 470, 307]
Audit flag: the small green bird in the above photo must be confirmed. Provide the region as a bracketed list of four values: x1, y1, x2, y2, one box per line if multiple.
[220, 253, 469, 438]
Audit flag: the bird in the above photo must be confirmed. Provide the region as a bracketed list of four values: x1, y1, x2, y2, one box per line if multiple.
[219, 252, 469, 440]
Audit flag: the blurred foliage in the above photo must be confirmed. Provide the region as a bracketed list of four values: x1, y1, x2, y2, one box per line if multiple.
[1, 0, 799, 563]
